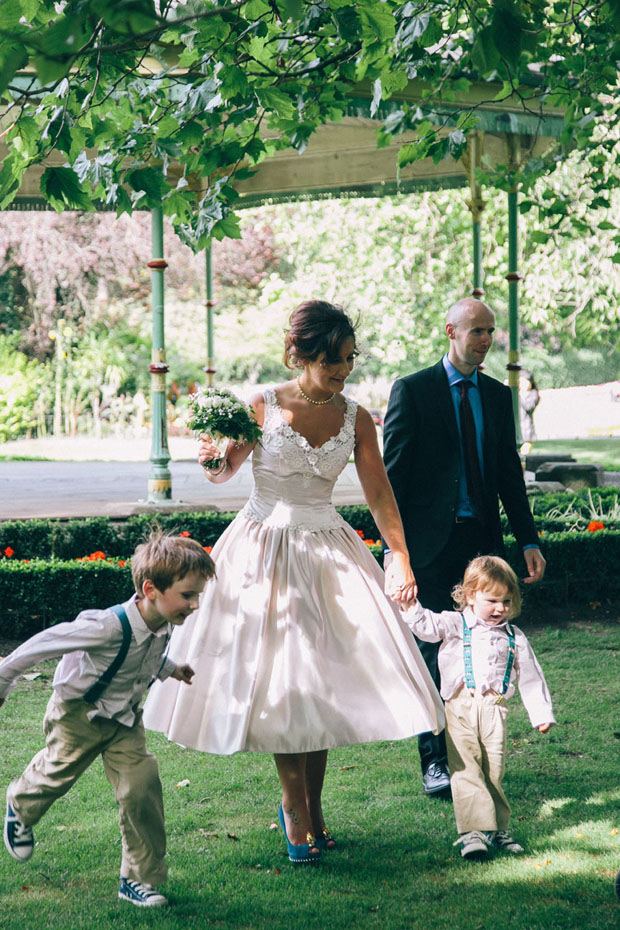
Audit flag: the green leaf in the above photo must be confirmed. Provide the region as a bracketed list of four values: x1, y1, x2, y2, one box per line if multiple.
[530, 230, 549, 244]
[0, 2, 24, 27]
[0, 42, 28, 94]
[88, 0, 160, 35]
[492, 3, 526, 71]
[276, 0, 303, 22]
[258, 86, 296, 119]
[19, 0, 43, 18]
[125, 166, 168, 202]
[212, 214, 242, 240]
[40, 166, 94, 211]
[471, 26, 500, 75]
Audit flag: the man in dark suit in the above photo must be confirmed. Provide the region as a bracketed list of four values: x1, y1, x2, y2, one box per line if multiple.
[383, 297, 545, 797]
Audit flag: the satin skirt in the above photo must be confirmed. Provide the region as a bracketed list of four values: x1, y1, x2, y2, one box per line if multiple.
[143, 513, 444, 754]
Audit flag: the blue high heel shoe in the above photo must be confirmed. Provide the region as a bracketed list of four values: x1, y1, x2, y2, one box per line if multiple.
[314, 827, 336, 851]
[278, 805, 321, 864]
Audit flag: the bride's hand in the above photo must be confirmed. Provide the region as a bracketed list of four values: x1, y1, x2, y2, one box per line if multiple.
[385, 553, 417, 604]
[198, 435, 228, 478]
[198, 434, 221, 467]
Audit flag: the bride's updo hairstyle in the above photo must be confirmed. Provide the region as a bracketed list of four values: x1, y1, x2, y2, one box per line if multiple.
[284, 300, 356, 369]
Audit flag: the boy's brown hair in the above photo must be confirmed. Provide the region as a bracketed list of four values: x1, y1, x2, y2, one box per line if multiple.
[451, 554, 521, 619]
[131, 531, 215, 594]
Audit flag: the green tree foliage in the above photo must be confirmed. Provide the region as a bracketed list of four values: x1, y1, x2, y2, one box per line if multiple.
[0, 1, 618, 244]
[0, 334, 49, 441]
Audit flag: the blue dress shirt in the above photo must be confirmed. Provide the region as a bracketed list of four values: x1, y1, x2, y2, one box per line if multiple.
[443, 355, 485, 518]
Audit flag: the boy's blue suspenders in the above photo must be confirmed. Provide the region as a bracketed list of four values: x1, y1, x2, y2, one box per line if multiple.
[83, 605, 132, 704]
[462, 614, 516, 703]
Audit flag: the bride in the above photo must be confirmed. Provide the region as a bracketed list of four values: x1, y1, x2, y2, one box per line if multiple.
[143, 299, 444, 864]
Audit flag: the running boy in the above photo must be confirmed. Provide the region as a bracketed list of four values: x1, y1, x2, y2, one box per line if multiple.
[0, 532, 214, 907]
[404, 555, 555, 860]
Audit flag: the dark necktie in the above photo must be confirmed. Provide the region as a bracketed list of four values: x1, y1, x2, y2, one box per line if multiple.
[458, 380, 486, 523]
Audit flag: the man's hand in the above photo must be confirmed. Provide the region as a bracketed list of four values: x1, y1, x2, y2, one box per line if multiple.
[523, 547, 546, 585]
[171, 664, 195, 685]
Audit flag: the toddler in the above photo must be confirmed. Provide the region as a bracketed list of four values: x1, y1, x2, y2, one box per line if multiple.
[405, 554, 554, 859]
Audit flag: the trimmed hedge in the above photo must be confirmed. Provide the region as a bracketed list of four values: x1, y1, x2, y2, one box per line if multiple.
[0, 489, 617, 562]
[0, 506, 381, 561]
[0, 529, 616, 641]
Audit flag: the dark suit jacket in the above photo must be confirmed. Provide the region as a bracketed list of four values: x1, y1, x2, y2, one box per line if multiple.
[383, 359, 539, 570]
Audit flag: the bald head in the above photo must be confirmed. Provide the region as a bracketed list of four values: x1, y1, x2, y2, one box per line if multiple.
[446, 298, 494, 328]
[446, 298, 495, 376]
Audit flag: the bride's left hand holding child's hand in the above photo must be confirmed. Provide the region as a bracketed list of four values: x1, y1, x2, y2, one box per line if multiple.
[385, 552, 418, 604]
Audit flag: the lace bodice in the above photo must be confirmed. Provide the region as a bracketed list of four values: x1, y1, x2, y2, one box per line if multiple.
[241, 388, 358, 530]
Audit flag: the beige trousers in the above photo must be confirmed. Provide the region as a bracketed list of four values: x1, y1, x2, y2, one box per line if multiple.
[445, 687, 511, 835]
[9, 692, 167, 885]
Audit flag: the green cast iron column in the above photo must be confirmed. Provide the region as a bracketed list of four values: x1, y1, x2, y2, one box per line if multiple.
[466, 131, 485, 297]
[147, 206, 172, 501]
[506, 185, 522, 445]
[204, 245, 216, 386]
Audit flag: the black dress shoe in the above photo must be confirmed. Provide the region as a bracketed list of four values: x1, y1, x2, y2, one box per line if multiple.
[422, 762, 451, 796]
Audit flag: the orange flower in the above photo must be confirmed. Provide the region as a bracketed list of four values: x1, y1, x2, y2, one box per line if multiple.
[89, 551, 106, 560]
[587, 521, 605, 533]
[4, 547, 15, 558]
[356, 529, 365, 538]
[364, 539, 378, 547]
[118, 560, 126, 568]
[179, 530, 191, 537]
[203, 546, 213, 554]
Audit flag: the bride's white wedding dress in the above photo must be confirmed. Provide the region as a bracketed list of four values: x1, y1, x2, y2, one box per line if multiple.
[143, 389, 444, 754]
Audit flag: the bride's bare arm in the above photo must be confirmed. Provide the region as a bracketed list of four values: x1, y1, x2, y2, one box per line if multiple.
[353, 406, 416, 603]
[200, 393, 264, 483]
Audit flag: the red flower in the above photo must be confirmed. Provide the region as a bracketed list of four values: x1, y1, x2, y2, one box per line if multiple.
[89, 551, 106, 560]
[179, 531, 191, 537]
[364, 539, 378, 547]
[118, 560, 126, 567]
[4, 547, 14, 558]
[356, 529, 365, 538]
[587, 521, 605, 533]
[203, 546, 213, 554]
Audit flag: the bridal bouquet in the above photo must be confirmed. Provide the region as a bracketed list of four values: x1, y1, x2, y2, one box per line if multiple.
[186, 386, 262, 471]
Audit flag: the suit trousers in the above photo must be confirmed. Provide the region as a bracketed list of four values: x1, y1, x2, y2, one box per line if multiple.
[444, 687, 511, 834]
[413, 517, 495, 773]
[9, 692, 167, 885]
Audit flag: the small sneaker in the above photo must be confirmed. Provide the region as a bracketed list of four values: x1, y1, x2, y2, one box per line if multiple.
[490, 830, 524, 854]
[4, 798, 34, 862]
[118, 878, 168, 907]
[454, 830, 491, 860]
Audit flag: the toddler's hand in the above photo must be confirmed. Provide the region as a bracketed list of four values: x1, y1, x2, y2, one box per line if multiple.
[172, 664, 195, 685]
[537, 722, 553, 734]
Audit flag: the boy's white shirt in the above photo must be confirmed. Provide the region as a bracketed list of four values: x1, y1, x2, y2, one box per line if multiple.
[403, 601, 555, 729]
[0, 595, 176, 726]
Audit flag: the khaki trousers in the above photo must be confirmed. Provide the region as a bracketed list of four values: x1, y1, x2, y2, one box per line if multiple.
[445, 687, 511, 834]
[9, 692, 167, 885]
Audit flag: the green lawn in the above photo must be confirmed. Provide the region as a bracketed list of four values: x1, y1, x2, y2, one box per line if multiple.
[530, 438, 620, 471]
[1, 619, 620, 930]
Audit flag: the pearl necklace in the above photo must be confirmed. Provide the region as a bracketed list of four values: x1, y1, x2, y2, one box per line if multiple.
[297, 377, 335, 406]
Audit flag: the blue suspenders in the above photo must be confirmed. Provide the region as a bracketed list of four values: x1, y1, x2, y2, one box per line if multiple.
[83, 604, 132, 704]
[462, 614, 516, 701]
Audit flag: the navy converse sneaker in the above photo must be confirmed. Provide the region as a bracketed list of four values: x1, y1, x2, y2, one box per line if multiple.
[4, 798, 34, 862]
[118, 878, 168, 907]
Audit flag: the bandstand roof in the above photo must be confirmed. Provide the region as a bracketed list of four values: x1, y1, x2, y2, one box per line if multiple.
[2, 76, 567, 211]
